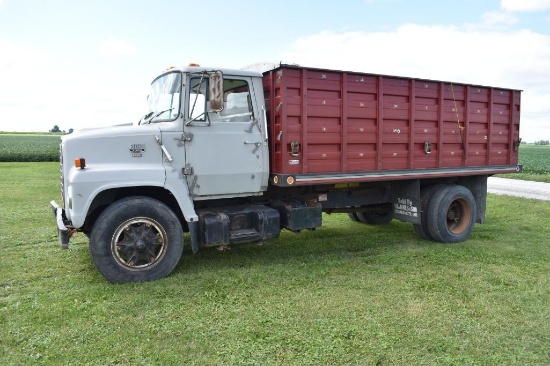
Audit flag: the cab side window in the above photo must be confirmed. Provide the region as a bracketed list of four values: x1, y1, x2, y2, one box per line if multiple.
[187, 77, 253, 123]
[220, 79, 253, 122]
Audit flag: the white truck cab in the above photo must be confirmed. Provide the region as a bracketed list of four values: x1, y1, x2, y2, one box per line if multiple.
[51, 66, 274, 282]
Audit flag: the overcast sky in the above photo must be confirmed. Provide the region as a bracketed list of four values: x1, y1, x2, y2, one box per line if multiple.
[0, 0, 549, 142]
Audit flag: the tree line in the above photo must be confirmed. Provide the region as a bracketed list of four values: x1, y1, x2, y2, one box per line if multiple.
[50, 125, 73, 134]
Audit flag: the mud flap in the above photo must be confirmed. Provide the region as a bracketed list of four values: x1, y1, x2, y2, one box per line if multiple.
[390, 180, 421, 224]
[458, 175, 487, 224]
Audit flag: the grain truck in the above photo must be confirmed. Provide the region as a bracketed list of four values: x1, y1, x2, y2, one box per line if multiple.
[50, 64, 522, 282]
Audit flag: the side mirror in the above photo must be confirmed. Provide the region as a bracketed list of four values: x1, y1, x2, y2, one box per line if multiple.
[208, 71, 224, 112]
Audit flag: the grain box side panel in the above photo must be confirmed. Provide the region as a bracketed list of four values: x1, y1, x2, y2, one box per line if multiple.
[345, 73, 378, 171]
[265, 65, 521, 181]
[265, 67, 304, 175]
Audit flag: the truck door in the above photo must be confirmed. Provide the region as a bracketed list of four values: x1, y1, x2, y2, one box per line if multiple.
[183, 75, 268, 198]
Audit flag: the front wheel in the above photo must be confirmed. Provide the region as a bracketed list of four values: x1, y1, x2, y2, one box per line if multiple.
[426, 185, 476, 243]
[90, 196, 184, 283]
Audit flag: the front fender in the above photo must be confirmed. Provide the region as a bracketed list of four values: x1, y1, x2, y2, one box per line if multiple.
[164, 165, 198, 223]
[65, 163, 166, 228]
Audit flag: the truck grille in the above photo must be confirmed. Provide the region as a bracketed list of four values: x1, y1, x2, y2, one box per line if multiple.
[59, 142, 65, 208]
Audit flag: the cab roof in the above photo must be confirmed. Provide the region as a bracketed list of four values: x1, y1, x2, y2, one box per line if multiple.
[158, 65, 263, 79]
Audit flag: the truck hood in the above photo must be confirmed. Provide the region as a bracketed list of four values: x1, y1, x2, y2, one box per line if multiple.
[61, 123, 165, 169]
[69, 122, 138, 137]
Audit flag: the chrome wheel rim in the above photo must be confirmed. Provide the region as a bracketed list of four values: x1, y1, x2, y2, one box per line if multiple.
[111, 217, 167, 270]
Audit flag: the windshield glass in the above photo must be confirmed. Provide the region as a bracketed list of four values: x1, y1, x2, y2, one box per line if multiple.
[147, 71, 182, 122]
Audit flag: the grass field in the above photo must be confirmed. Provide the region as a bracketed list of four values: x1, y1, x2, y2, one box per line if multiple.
[1, 162, 549, 364]
[512, 144, 550, 182]
[0, 134, 60, 162]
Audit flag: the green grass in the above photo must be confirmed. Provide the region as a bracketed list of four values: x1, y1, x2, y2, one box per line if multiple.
[0, 131, 64, 135]
[1, 162, 549, 365]
[508, 144, 550, 182]
[492, 144, 550, 182]
[0, 134, 61, 162]
[519, 145, 550, 174]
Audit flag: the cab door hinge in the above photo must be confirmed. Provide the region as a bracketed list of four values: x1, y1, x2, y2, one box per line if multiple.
[182, 132, 193, 142]
[182, 163, 194, 176]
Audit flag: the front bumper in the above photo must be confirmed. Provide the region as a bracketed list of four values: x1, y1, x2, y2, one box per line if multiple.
[50, 200, 70, 249]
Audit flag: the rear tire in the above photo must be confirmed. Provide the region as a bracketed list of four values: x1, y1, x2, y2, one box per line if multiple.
[426, 185, 476, 243]
[90, 196, 184, 283]
[356, 205, 393, 225]
[413, 184, 446, 240]
[348, 213, 360, 222]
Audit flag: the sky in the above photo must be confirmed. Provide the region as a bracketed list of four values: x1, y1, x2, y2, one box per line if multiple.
[0, 0, 549, 142]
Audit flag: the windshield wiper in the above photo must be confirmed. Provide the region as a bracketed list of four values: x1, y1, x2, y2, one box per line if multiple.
[145, 108, 174, 124]
[137, 111, 154, 125]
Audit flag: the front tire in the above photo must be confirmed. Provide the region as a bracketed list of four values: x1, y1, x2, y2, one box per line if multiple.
[426, 185, 476, 243]
[90, 196, 184, 283]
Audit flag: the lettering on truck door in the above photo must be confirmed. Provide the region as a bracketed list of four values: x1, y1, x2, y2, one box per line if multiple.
[183, 76, 267, 198]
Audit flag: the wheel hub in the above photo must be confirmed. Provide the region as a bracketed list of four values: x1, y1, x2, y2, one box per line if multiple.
[447, 209, 458, 221]
[446, 198, 471, 234]
[135, 239, 146, 251]
[112, 217, 167, 270]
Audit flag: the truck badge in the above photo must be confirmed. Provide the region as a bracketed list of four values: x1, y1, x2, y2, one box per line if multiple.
[129, 144, 146, 157]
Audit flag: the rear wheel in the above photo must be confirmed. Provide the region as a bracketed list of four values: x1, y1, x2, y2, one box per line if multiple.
[413, 184, 446, 240]
[347, 213, 360, 222]
[90, 196, 183, 283]
[426, 185, 476, 243]
[356, 205, 393, 225]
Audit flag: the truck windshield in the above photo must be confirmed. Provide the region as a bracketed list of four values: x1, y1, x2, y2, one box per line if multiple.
[147, 72, 182, 123]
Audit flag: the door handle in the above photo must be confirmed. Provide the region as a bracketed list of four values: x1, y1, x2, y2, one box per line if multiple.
[244, 141, 262, 147]
[154, 135, 173, 162]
